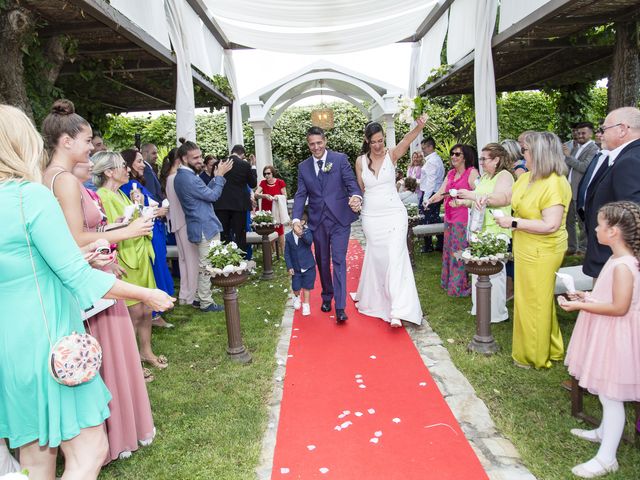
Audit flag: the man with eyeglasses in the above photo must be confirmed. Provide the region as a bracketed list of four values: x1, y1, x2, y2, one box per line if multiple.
[562, 122, 599, 256]
[583, 107, 640, 278]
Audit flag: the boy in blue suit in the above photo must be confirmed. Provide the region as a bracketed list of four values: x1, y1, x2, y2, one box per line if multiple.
[284, 213, 316, 316]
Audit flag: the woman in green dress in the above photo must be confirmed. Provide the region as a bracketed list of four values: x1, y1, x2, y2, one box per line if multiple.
[456, 143, 514, 323]
[93, 151, 168, 370]
[0, 105, 173, 479]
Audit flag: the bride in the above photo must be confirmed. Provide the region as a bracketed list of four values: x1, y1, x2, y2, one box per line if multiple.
[354, 117, 427, 327]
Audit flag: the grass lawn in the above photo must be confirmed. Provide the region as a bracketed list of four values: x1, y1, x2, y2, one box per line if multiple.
[99, 252, 290, 480]
[413, 248, 640, 480]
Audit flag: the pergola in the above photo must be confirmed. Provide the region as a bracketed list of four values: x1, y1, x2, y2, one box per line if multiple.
[28, 0, 637, 159]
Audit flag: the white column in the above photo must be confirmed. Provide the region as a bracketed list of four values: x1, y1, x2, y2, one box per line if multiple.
[224, 50, 244, 150]
[251, 120, 273, 184]
[383, 114, 396, 149]
[474, 0, 499, 166]
[165, 0, 196, 143]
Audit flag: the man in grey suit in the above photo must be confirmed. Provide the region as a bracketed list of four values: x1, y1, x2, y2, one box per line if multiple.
[562, 122, 600, 255]
[174, 139, 233, 312]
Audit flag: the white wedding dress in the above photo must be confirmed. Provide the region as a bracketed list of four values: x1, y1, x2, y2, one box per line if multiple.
[355, 153, 423, 325]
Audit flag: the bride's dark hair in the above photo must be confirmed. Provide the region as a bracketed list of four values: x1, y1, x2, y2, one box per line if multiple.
[361, 121, 384, 174]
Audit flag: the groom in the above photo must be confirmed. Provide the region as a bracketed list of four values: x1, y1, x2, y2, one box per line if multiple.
[292, 126, 363, 322]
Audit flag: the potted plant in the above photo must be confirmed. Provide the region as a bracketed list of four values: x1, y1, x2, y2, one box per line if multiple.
[206, 240, 251, 287]
[251, 210, 278, 237]
[458, 231, 510, 276]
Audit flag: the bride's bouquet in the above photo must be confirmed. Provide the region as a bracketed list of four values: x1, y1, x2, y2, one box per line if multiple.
[397, 96, 429, 124]
[460, 232, 510, 264]
[204, 240, 250, 277]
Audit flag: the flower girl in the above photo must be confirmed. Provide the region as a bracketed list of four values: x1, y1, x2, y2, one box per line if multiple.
[559, 201, 640, 478]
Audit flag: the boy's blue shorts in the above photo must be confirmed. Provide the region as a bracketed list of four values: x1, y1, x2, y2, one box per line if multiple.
[292, 268, 316, 291]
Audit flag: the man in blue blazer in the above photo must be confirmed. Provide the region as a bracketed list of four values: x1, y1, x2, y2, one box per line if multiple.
[583, 107, 640, 278]
[174, 139, 233, 312]
[292, 126, 363, 322]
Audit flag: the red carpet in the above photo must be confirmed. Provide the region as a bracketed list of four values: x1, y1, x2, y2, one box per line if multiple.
[271, 240, 488, 479]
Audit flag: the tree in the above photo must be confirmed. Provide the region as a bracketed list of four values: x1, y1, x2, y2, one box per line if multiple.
[608, 21, 640, 110]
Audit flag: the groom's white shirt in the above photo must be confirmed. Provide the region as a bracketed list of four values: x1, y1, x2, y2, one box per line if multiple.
[312, 150, 328, 176]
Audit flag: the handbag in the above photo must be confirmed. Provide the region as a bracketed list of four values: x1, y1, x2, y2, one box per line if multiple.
[20, 189, 102, 386]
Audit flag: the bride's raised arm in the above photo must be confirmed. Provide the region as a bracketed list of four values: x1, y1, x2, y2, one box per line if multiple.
[390, 115, 427, 165]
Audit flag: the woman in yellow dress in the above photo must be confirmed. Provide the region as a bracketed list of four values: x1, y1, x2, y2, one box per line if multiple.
[495, 131, 572, 369]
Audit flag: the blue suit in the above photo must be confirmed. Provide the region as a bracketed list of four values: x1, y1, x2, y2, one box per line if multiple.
[292, 150, 362, 309]
[284, 229, 316, 273]
[173, 167, 226, 244]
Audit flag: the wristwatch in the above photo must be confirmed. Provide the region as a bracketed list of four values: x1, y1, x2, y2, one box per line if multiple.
[511, 218, 518, 229]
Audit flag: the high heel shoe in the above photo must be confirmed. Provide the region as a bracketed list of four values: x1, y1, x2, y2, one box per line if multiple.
[141, 355, 168, 369]
[390, 318, 402, 328]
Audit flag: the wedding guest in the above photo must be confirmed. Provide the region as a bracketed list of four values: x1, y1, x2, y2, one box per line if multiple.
[255, 164, 287, 255]
[406, 151, 424, 200]
[91, 134, 107, 155]
[560, 201, 640, 478]
[93, 152, 169, 370]
[495, 131, 571, 369]
[427, 144, 479, 297]
[456, 143, 513, 323]
[399, 177, 419, 205]
[199, 154, 218, 185]
[173, 139, 233, 313]
[502, 139, 527, 178]
[164, 149, 200, 306]
[141, 143, 164, 201]
[0, 103, 173, 480]
[420, 137, 445, 252]
[41, 100, 157, 460]
[121, 149, 175, 328]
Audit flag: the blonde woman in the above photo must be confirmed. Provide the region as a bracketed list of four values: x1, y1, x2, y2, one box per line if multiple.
[0, 104, 172, 479]
[495, 131, 571, 369]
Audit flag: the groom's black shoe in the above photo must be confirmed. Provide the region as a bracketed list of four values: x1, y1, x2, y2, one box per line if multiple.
[321, 301, 332, 312]
[336, 309, 348, 323]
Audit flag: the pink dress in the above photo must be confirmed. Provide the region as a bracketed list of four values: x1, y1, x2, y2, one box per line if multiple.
[81, 187, 155, 463]
[565, 255, 640, 401]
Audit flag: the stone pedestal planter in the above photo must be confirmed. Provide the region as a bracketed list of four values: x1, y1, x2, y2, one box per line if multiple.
[211, 271, 252, 363]
[253, 224, 276, 280]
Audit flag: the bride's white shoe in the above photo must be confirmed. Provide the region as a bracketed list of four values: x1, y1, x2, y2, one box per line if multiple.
[390, 318, 402, 328]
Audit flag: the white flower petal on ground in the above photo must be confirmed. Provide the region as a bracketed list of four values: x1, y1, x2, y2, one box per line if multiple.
[392, 418, 401, 423]
[280, 467, 290, 474]
[359, 384, 366, 389]
[375, 431, 382, 437]
[419, 382, 427, 386]
[367, 408, 376, 414]
[355, 411, 363, 417]
[369, 355, 377, 359]
[369, 437, 379, 444]
[356, 379, 364, 384]
[307, 445, 316, 451]
[319, 468, 329, 474]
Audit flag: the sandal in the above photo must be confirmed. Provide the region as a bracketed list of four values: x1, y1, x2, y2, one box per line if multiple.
[142, 367, 154, 383]
[390, 318, 403, 328]
[141, 355, 169, 369]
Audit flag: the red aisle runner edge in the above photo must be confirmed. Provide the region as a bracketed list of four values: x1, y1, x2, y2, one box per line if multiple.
[271, 240, 488, 479]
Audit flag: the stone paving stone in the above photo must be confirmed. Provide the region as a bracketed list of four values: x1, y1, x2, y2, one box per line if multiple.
[483, 437, 521, 459]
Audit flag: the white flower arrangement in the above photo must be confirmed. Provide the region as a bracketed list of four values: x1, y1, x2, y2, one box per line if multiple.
[460, 232, 510, 264]
[322, 162, 333, 173]
[251, 210, 275, 226]
[397, 96, 429, 124]
[405, 203, 423, 221]
[205, 240, 251, 277]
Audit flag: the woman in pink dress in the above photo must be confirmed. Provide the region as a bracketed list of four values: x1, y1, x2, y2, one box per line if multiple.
[255, 165, 287, 254]
[559, 201, 640, 478]
[426, 144, 479, 297]
[41, 100, 157, 463]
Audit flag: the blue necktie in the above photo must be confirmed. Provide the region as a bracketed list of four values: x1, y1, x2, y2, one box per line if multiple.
[317, 160, 323, 177]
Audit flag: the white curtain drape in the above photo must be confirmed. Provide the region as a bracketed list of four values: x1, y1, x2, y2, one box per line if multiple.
[109, 0, 171, 50]
[473, 0, 499, 156]
[446, 0, 478, 65]
[498, 0, 551, 33]
[224, 50, 244, 149]
[165, 0, 196, 143]
[182, 1, 223, 78]
[407, 42, 422, 153]
[204, 0, 438, 54]
[417, 11, 448, 85]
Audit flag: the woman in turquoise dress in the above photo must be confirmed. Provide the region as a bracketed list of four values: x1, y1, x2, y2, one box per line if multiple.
[0, 104, 173, 479]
